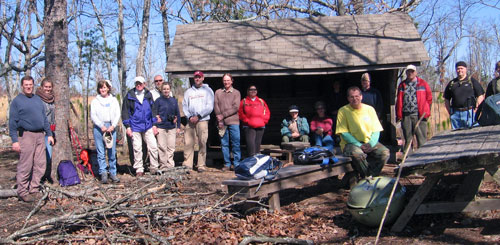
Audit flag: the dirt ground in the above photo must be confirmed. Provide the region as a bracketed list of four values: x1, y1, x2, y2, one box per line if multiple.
[0, 148, 499, 244]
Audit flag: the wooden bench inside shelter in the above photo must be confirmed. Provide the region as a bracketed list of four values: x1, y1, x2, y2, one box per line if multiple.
[261, 141, 311, 164]
[222, 155, 353, 211]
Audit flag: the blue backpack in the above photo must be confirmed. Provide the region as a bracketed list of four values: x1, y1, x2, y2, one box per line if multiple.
[293, 146, 338, 166]
[58, 160, 81, 187]
[235, 154, 282, 180]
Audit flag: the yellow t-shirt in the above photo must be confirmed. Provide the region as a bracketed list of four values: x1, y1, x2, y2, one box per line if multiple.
[335, 104, 383, 150]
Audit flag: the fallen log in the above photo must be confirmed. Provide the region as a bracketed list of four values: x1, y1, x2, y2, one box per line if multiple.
[0, 189, 17, 198]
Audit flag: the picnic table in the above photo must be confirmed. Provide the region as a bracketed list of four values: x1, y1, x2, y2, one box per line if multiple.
[222, 156, 353, 211]
[391, 125, 500, 232]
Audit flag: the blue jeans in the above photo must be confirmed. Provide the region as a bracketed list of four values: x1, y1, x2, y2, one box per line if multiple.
[221, 125, 241, 167]
[45, 134, 53, 167]
[450, 109, 478, 129]
[314, 134, 334, 152]
[93, 123, 117, 175]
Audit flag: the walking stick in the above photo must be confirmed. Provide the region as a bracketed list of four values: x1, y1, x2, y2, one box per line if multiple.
[374, 113, 426, 245]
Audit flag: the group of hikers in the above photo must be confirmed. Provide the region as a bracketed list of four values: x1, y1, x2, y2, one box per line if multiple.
[8, 60, 500, 202]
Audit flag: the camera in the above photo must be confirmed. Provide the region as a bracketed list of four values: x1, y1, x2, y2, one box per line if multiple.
[167, 115, 176, 122]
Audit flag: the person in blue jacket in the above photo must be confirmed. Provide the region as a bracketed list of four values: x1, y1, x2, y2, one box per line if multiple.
[152, 82, 181, 172]
[280, 105, 310, 143]
[122, 76, 159, 176]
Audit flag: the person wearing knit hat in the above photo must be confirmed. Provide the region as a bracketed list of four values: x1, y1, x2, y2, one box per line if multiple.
[443, 61, 485, 129]
[280, 105, 310, 143]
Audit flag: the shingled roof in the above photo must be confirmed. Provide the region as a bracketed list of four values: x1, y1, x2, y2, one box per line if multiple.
[166, 13, 429, 77]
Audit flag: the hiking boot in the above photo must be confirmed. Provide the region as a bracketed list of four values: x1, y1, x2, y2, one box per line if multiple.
[222, 166, 230, 172]
[136, 172, 144, 177]
[197, 166, 207, 173]
[110, 175, 120, 183]
[29, 192, 42, 200]
[19, 194, 35, 203]
[100, 173, 108, 184]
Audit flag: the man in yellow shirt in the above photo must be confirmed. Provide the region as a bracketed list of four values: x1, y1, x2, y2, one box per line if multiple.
[336, 86, 390, 178]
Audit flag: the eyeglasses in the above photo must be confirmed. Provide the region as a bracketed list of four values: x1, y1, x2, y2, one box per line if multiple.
[154, 80, 163, 82]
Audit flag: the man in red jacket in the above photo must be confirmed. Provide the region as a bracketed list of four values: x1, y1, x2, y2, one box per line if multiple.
[396, 65, 432, 151]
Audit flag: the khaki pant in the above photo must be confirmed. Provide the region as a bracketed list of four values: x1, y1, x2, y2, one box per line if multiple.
[343, 143, 389, 178]
[157, 128, 177, 169]
[17, 131, 46, 197]
[183, 121, 208, 169]
[132, 128, 159, 173]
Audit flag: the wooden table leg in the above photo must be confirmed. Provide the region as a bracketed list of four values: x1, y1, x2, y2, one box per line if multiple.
[454, 170, 484, 202]
[391, 174, 441, 232]
[485, 166, 500, 186]
[269, 192, 280, 212]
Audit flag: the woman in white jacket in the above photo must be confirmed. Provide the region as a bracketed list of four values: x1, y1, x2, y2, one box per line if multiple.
[91, 80, 121, 184]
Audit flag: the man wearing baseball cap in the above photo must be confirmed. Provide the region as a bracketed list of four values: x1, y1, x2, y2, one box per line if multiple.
[182, 71, 214, 172]
[280, 105, 309, 143]
[122, 75, 160, 176]
[396, 65, 432, 151]
[444, 61, 485, 129]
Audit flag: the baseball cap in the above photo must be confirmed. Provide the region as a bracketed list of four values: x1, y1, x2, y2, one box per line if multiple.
[194, 71, 204, 77]
[289, 105, 299, 113]
[405, 65, 417, 71]
[134, 76, 146, 84]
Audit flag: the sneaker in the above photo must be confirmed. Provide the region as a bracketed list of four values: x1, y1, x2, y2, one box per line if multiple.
[150, 169, 162, 175]
[222, 166, 230, 172]
[100, 173, 108, 184]
[110, 175, 120, 183]
[197, 166, 207, 173]
[19, 194, 35, 203]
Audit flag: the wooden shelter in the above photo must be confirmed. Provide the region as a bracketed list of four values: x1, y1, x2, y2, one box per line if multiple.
[166, 13, 429, 146]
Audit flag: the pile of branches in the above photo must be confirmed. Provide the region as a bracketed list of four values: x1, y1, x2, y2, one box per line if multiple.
[0, 166, 238, 244]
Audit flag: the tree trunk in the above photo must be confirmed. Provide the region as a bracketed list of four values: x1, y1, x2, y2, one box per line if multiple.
[44, 0, 71, 181]
[135, 0, 151, 77]
[160, 0, 170, 79]
[90, 0, 113, 80]
[117, 0, 127, 98]
[116, 0, 129, 159]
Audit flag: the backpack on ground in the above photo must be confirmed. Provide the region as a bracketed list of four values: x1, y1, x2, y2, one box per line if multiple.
[477, 93, 500, 126]
[235, 154, 282, 180]
[58, 160, 81, 187]
[293, 146, 338, 166]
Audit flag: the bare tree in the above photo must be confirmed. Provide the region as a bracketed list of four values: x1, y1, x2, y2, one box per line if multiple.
[1, 0, 44, 105]
[117, 0, 127, 99]
[44, 0, 72, 180]
[136, 0, 151, 77]
[89, 0, 113, 80]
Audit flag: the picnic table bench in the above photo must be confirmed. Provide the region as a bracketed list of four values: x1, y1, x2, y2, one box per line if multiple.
[391, 125, 500, 232]
[222, 156, 353, 211]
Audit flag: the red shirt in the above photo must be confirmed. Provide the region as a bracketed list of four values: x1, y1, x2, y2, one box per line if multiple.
[310, 116, 333, 136]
